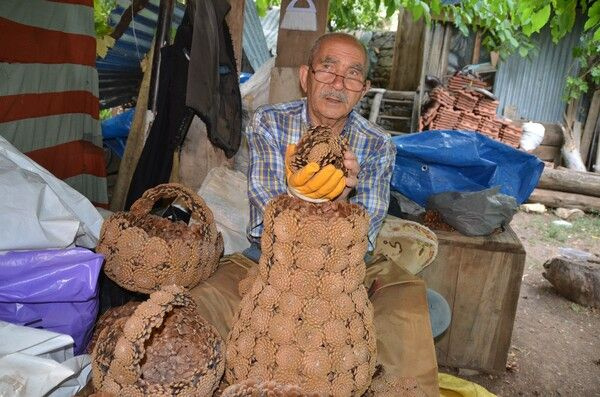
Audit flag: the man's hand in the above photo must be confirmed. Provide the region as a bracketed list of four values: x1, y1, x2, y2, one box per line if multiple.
[335, 150, 360, 201]
[285, 144, 346, 200]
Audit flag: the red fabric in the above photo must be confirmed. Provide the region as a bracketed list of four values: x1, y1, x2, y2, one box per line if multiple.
[26, 140, 107, 180]
[0, 91, 99, 123]
[0, 17, 95, 66]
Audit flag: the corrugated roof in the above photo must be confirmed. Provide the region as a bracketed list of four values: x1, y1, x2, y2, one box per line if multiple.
[96, 0, 184, 109]
[494, 21, 583, 123]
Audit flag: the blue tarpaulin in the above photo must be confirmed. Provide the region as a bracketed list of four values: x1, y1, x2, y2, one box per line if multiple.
[391, 130, 544, 206]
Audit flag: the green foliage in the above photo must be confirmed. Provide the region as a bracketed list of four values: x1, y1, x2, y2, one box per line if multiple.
[94, 0, 116, 38]
[257, 0, 600, 100]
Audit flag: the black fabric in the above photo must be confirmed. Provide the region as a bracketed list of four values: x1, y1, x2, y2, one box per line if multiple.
[125, 9, 195, 209]
[186, 0, 242, 157]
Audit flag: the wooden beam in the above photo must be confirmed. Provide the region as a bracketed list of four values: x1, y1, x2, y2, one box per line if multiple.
[471, 31, 482, 64]
[110, 48, 154, 211]
[528, 188, 600, 212]
[226, 0, 245, 73]
[581, 90, 600, 163]
[269, 0, 329, 103]
[274, 0, 329, 68]
[389, 8, 426, 91]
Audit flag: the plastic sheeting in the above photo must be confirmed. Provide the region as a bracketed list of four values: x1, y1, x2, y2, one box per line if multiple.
[0, 248, 104, 355]
[0, 136, 104, 250]
[0, 321, 91, 397]
[391, 130, 544, 206]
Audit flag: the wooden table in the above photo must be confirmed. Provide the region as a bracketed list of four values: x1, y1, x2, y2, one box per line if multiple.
[419, 226, 526, 373]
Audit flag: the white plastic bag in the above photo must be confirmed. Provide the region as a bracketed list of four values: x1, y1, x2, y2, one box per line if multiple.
[197, 167, 250, 255]
[0, 136, 103, 251]
[520, 122, 545, 151]
[0, 321, 91, 397]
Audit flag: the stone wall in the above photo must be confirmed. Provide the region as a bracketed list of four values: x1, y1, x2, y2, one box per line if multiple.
[367, 31, 396, 88]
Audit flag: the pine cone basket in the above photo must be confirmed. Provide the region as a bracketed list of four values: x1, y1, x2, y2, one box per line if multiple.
[91, 286, 224, 396]
[289, 125, 348, 175]
[96, 183, 224, 294]
[87, 301, 140, 354]
[225, 195, 377, 396]
[221, 379, 321, 397]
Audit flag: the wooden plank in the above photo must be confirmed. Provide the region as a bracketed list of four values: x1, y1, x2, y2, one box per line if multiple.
[377, 115, 411, 121]
[389, 8, 425, 91]
[446, 248, 524, 373]
[226, 0, 245, 73]
[471, 31, 482, 64]
[582, 90, 600, 163]
[110, 48, 153, 211]
[269, 66, 303, 104]
[528, 188, 600, 212]
[432, 227, 525, 253]
[274, 0, 329, 68]
[419, 243, 460, 365]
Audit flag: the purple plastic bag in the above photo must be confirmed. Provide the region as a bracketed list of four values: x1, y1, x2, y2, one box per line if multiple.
[0, 248, 104, 355]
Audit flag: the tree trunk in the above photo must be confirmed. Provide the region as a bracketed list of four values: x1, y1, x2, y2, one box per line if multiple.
[537, 166, 600, 197]
[528, 188, 600, 212]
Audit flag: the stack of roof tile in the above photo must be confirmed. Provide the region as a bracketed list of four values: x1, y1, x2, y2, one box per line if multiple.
[499, 120, 522, 147]
[448, 73, 490, 93]
[419, 74, 523, 148]
[477, 117, 502, 139]
[454, 91, 479, 112]
[430, 87, 455, 108]
[474, 98, 499, 118]
[431, 107, 461, 130]
[457, 112, 482, 132]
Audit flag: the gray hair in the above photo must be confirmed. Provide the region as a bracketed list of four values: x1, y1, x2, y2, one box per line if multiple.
[307, 33, 370, 77]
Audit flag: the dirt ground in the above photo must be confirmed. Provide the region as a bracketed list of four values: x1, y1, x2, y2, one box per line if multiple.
[446, 211, 600, 396]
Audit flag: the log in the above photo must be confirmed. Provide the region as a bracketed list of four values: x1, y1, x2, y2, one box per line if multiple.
[537, 167, 600, 197]
[528, 188, 600, 212]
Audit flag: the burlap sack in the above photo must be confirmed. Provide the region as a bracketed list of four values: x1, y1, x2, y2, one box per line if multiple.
[374, 215, 438, 275]
[189, 254, 439, 396]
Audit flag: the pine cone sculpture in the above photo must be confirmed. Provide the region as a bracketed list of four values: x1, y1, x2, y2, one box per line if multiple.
[87, 301, 140, 354]
[225, 196, 376, 396]
[221, 379, 321, 397]
[97, 183, 224, 294]
[91, 286, 224, 396]
[289, 125, 349, 175]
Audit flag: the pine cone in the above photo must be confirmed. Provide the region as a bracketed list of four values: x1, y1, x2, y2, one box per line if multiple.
[290, 126, 348, 175]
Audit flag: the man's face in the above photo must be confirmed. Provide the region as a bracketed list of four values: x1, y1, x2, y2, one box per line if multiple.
[300, 37, 371, 128]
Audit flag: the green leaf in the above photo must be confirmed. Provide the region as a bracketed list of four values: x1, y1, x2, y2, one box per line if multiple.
[594, 27, 600, 42]
[530, 4, 551, 33]
[519, 47, 529, 57]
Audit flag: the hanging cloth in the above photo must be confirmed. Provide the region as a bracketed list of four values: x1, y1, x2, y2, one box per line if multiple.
[185, 0, 242, 158]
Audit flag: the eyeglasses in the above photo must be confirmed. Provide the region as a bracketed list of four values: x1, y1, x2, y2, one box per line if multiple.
[310, 67, 366, 92]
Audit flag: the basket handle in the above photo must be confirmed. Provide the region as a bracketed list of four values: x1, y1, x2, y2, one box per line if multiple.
[105, 286, 193, 387]
[129, 183, 211, 221]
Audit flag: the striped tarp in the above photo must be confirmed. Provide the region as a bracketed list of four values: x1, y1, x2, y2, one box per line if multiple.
[0, 0, 108, 207]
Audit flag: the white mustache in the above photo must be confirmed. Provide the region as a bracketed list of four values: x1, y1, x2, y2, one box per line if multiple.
[320, 90, 348, 104]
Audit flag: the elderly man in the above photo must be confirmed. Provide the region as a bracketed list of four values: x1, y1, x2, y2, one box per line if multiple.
[244, 32, 394, 259]
[191, 33, 449, 395]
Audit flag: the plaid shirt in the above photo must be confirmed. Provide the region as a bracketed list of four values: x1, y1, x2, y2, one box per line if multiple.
[245, 99, 396, 251]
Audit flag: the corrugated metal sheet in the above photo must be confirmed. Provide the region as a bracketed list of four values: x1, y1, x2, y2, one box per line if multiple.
[96, 0, 184, 109]
[261, 7, 280, 55]
[242, 0, 271, 71]
[494, 22, 583, 123]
